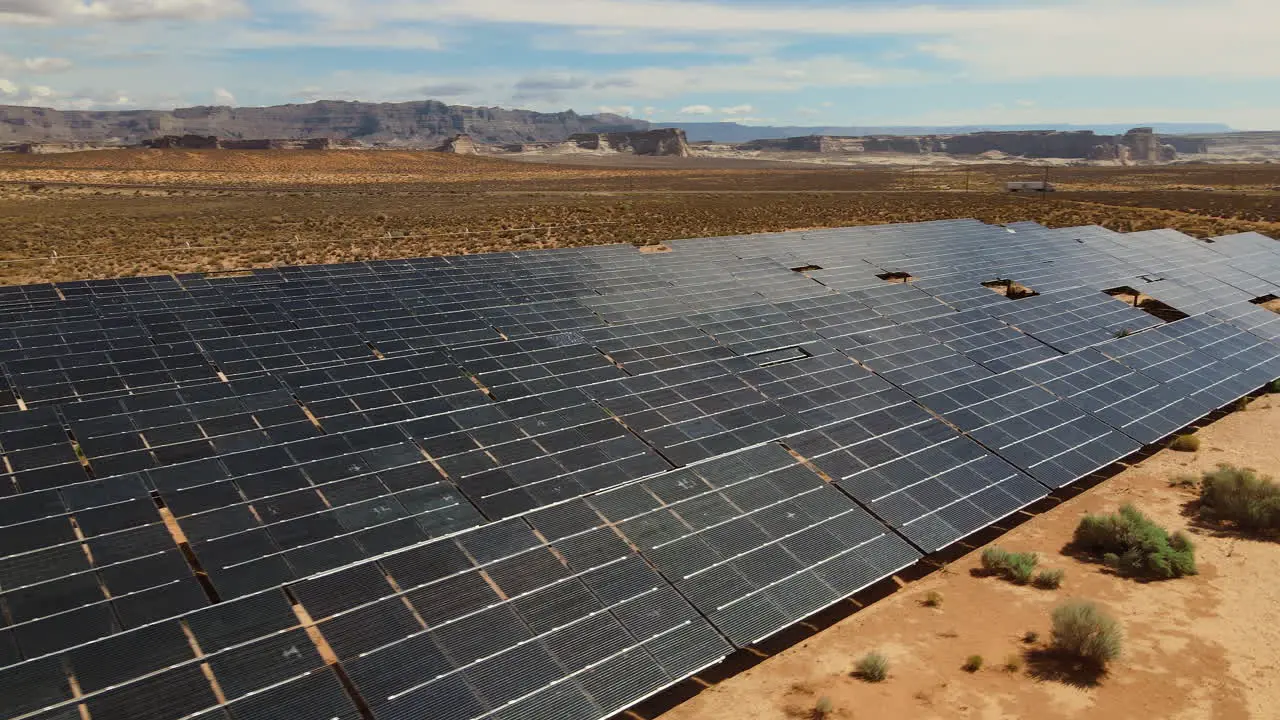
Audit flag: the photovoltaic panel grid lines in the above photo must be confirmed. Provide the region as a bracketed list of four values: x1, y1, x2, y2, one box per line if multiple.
[1, 219, 1278, 720]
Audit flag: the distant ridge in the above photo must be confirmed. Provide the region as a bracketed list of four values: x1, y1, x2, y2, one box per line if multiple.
[655, 122, 1236, 143]
[0, 100, 649, 147]
[0, 98, 1236, 148]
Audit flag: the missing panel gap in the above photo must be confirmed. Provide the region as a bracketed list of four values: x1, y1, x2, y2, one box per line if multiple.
[1103, 286, 1189, 323]
[1250, 294, 1280, 315]
[877, 271, 914, 284]
[982, 278, 1039, 300]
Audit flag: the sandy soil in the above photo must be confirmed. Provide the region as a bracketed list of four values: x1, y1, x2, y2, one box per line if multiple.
[655, 395, 1280, 720]
[0, 149, 660, 186]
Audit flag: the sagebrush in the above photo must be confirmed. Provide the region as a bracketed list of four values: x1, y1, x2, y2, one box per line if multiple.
[1198, 464, 1280, 534]
[856, 651, 889, 682]
[1072, 504, 1196, 579]
[1169, 434, 1200, 452]
[1050, 601, 1122, 666]
[981, 546, 1038, 584]
[1034, 568, 1065, 589]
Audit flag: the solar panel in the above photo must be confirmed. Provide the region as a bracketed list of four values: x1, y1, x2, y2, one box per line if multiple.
[579, 444, 919, 645]
[786, 403, 1047, 551]
[0, 219, 1274, 720]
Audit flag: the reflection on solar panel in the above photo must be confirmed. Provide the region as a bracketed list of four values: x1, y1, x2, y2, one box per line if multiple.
[1, 219, 1277, 720]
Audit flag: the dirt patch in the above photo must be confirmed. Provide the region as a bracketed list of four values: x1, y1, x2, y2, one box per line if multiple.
[655, 395, 1280, 720]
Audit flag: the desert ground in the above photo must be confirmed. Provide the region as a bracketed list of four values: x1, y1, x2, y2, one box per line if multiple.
[645, 394, 1280, 720]
[0, 150, 1277, 285]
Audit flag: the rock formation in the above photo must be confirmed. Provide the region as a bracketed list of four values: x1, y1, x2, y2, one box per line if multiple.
[567, 128, 690, 156]
[732, 127, 1190, 163]
[140, 135, 359, 150]
[0, 141, 123, 154]
[143, 134, 220, 149]
[0, 101, 648, 148]
[438, 134, 478, 154]
[1119, 127, 1177, 162]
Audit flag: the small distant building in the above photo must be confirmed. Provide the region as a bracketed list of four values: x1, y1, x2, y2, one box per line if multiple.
[1005, 181, 1056, 192]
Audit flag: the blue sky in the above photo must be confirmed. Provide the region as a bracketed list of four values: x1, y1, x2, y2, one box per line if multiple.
[2, 0, 1278, 129]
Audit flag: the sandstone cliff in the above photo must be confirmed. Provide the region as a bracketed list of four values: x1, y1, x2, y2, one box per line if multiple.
[732, 128, 1190, 162]
[0, 101, 648, 147]
[566, 129, 690, 156]
[140, 135, 361, 150]
[438, 134, 479, 154]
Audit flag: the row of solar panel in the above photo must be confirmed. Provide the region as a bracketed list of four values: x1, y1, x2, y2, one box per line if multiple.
[2, 221, 1279, 720]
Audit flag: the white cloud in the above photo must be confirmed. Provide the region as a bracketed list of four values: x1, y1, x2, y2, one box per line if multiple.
[418, 82, 481, 98]
[0, 81, 136, 109]
[295, 0, 1280, 80]
[0, 53, 73, 74]
[1015, 99, 1036, 108]
[886, 104, 1280, 133]
[213, 87, 235, 105]
[228, 27, 444, 51]
[241, 55, 911, 117]
[594, 56, 913, 103]
[22, 56, 73, 72]
[371, 0, 1040, 37]
[796, 107, 820, 116]
[642, 106, 658, 116]
[530, 28, 782, 56]
[0, 0, 248, 24]
[597, 105, 634, 116]
[914, 0, 1280, 79]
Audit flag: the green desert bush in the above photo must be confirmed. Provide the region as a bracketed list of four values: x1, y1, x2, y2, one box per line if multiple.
[1003, 654, 1023, 672]
[922, 590, 943, 608]
[980, 546, 1038, 584]
[1198, 464, 1280, 534]
[855, 651, 889, 682]
[1050, 601, 1122, 667]
[813, 696, 833, 718]
[1169, 474, 1199, 488]
[962, 654, 984, 672]
[1023, 630, 1039, 644]
[1270, 379, 1280, 393]
[1034, 568, 1065, 589]
[1169, 434, 1201, 452]
[1072, 504, 1197, 579]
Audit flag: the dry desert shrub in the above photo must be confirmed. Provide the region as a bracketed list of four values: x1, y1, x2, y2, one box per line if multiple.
[1198, 464, 1280, 534]
[1050, 601, 1122, 667]
[1072, 505, 1197, 579]
[854, 651, 889, 682]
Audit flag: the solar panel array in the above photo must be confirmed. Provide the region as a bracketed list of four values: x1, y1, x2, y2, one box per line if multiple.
[2, 219, 1279, 720]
